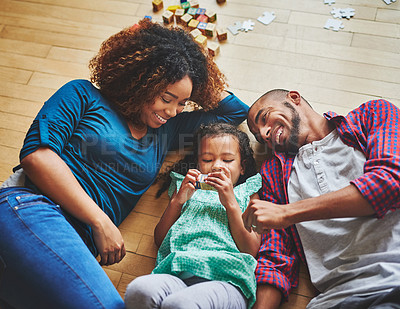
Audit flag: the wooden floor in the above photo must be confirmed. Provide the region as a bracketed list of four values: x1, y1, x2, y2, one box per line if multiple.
[1, 0, 399, 307]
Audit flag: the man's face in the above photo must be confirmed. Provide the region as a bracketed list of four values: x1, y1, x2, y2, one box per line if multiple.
[247, 100, 301, 154]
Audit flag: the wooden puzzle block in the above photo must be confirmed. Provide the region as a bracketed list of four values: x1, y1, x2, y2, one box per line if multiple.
[167, 5, 181, 13]
[189, 0, 200, 8]
[207, 41, 220, 57]
[196, 14, 208, 23]
[205, 10, 217, 23]
[196, 8, 206, 18]
[162, 10, 174, 24]
[197, 21, 207, 34]
[205, 22, 216, 37]
[174, 9, 185, 23]
[181, 1, 190, 12]
[180, 13, 193, 25]
[152, 0, 163, 12]
[190, 28, 202, 39]
[194, 34, 207, 47]
[187, 7, 197, 16]
[216, 27, 227, 41]
[216, 0, 226, 3]
[188, 18, 200, 30]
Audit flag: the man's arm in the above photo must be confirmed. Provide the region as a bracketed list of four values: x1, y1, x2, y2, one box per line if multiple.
[243, 184, 374, 231]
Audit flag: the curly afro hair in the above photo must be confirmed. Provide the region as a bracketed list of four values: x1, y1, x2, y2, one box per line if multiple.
[89, 19, 227, 126]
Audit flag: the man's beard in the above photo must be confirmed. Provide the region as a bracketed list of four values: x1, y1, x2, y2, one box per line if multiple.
[282, 101, 300, 155]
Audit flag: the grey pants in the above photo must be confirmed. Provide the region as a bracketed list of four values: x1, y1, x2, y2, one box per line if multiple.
[124, 274, 247, 309]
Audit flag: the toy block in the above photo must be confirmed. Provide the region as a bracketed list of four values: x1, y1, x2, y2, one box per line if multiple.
[181, 2, 190, 12]
[162, 10, 174, 24]
[187, 7, 197, 16]
[189, 0, 200, 8]
[216, 0, 226, 3]
[152, 0, 163, 12]
[167, 5, 181, 13]
[216, 27, 227, 41]
[207, 41, 220, 57]
[174, 9, 185, 23]
[197, 22, 207, 34]
[180, 13, 193, 26]
[188, 18, 200, 30]
[190, 28, 202, 39]
[196, 8, 206, 18]
[205, 10, 217, 23]
[194, 34, 207, 47]
[196, 14, 208, 23]
[205, 22, 216, 37]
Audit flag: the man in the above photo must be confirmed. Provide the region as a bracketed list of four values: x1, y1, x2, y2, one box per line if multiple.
[244, 89, 400, 308]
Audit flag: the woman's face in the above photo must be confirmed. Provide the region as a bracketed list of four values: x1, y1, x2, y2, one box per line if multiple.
[140, 75, 193, 128]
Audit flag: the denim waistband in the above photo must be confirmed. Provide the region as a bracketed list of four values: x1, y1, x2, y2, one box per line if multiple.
[0, 186, 35, 200]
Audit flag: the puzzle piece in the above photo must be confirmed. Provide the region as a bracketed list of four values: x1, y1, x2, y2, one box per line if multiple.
[324, 0, 335, 5]
[340, 8, 355, 19]
[257, 11, 276, 25]
[330, 7, 355, 19]
[241, 19, 255, 32]
[382, 0, 396, 4]
[324, 18, 344, 31]
[227, 21, 242, 35]
[330, 7, 342, 18]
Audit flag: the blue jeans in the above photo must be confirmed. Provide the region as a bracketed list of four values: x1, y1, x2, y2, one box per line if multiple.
[0, 187, 125, 309]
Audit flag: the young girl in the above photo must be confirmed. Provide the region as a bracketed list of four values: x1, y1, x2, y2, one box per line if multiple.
[125, 123, 274, 309]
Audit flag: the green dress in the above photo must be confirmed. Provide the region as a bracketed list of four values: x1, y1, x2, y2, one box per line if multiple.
[153, 172, 262, 308]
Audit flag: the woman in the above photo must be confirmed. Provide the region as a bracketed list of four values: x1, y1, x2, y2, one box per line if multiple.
[0, 19, 248, 309]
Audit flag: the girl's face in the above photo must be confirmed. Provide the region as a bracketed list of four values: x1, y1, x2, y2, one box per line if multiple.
[198, 135, 245, 186]
[140, 75, 192, 128]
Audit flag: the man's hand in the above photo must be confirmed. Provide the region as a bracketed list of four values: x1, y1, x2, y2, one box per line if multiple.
[242, 199, 292, 233]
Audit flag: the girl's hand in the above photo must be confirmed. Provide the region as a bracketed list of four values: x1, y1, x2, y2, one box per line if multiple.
[173, 169, 201, 205]
[91, 216, 126, 266]
[205, 166, 236, 208]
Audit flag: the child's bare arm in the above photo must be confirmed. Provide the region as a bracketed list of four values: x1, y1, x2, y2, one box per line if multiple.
[224, 193, 261, 257]
[206, 168, 261, 257]
[154, 169, 200, 247]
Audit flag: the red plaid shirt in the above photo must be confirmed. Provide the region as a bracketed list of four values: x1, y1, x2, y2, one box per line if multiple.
[256, 99, 400, 300]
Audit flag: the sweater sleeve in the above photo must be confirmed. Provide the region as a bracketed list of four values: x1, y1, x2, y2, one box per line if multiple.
[19, 80, 94, 160]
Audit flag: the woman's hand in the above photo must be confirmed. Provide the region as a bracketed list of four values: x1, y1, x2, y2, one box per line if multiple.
[173, 169, 201, 205]
[205, 166, 236, 208]
[92, 215, 126, 266]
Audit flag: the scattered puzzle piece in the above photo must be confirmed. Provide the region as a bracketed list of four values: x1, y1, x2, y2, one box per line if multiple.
[383, 0, 396, 4]
[331, 7, 355, 19]
[257, 11, 276, 25]
[340, 8, 355, 19]
[227, 21, 242, 35]
[330, 8, 343, 19]
[241, 19, 255, 32]
[324, 18, 344, 31]
[324, 0, 335, 5]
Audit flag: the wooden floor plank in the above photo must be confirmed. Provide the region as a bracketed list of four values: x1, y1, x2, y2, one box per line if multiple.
[1, 0, 399, 308]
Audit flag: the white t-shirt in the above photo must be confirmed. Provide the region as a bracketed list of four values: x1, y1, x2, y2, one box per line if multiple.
[288, 129, 400, 309]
